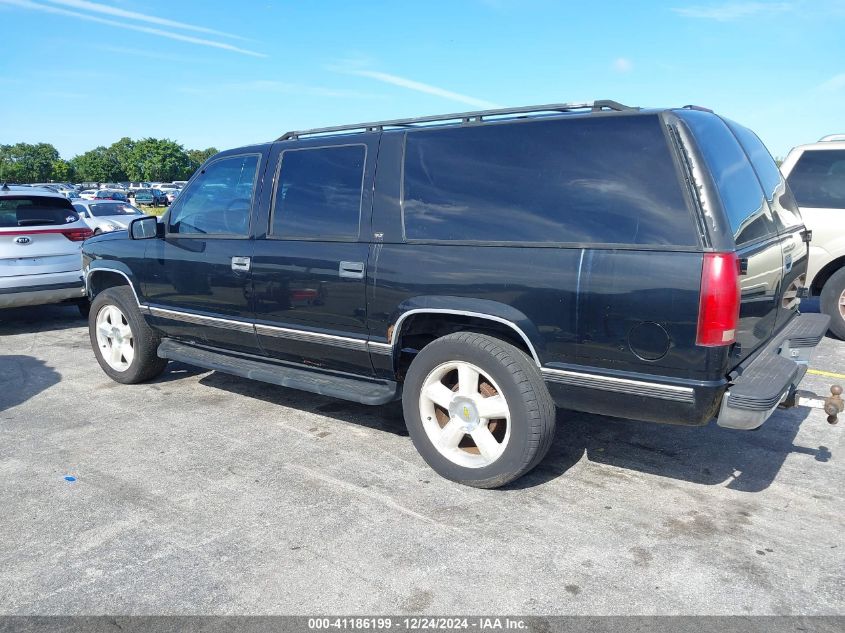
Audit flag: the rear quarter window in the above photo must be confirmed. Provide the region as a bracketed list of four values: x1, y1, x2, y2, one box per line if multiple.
[0, 196, 78, 228]
[401, 114, 699, 246]
[786, 149, 845, 209]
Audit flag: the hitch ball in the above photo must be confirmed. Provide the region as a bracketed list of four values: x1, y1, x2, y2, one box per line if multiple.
[825, 385, 843, 425]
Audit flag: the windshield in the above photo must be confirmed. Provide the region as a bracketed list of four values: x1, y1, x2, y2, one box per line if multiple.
[0, 196, 78, 227]
[88, 203, 142, 217]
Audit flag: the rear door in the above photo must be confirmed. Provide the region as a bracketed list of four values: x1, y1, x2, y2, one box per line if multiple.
[249, 135, 378, 375]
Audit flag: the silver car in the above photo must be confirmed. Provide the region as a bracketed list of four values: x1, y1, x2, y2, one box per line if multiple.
[1, 185, 92, 314]
[72, 199, 144, 234]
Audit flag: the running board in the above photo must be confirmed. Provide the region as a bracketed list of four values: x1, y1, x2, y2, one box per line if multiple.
[157, 339, 400, 405]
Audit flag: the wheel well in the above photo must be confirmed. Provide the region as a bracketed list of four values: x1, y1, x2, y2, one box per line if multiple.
[88, 270, 130, 298]
[394, 313, 535, 379]
[810, 256, 845, 296]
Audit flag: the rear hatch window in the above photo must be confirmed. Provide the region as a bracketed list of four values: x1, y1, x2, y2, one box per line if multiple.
[0, 196, 79, 228]
[786, 149, 845, 209]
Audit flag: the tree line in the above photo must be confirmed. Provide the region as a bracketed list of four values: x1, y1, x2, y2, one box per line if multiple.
[0, 138, 219, 184]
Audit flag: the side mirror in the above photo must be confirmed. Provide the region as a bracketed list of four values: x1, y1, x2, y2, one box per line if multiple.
[129, 216, 162, 240]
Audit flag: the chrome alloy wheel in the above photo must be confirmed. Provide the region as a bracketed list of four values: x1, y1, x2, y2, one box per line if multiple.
[95, 304, 135, 372]
[839, 288, 845, 321]
[418, 361, 511, 468]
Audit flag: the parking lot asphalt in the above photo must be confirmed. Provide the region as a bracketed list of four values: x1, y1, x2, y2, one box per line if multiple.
[0, 304, 843, 616]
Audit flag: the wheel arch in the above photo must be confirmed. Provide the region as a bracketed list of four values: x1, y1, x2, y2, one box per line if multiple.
[810, 255, 845, 296]
[85, 263, 143, 307]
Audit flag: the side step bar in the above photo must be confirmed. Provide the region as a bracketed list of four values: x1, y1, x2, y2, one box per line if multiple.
[157, 339, 400, 405]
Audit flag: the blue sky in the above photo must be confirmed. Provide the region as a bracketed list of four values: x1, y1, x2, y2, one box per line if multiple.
[1, 0, 843, 159]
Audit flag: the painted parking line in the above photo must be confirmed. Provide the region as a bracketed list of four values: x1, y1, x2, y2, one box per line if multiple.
[807, 368, 845, 380]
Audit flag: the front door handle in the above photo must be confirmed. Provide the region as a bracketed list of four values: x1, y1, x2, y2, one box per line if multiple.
[339, 260, 365, 279]
[231, 256, 251, 272]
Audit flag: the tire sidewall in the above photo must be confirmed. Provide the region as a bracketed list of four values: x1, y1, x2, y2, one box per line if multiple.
[402, 336, 539, 486]
[821, 268, 845, 339]
[88, 288, 148, 383]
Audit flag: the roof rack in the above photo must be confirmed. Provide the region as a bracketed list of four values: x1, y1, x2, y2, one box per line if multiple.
[819, 134, 845, 142]
[277, 100, 636, 141]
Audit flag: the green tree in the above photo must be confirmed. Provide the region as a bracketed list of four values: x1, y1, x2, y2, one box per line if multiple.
[51, 159, 73, 182]
[109, 137, 137, 180]
[129, 138, 191, 182]
[0, 142, 61, 182]
[186, 147, 218, 176]
[70, 146, 124, 183]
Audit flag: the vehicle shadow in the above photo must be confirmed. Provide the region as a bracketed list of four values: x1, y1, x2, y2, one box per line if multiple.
[0, 355, 62, 412]
[0, 304, 86, 335]
[194, 370, 830, 492]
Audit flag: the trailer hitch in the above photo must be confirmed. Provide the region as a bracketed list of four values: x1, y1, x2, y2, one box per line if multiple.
[782, 385, 844, 425]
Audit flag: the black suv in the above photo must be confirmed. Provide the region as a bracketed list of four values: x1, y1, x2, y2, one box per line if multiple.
[82, 100, 830, 488]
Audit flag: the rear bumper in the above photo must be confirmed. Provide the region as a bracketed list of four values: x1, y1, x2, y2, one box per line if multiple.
[716, 313, 831, 430]
[0, 272, 86, 308]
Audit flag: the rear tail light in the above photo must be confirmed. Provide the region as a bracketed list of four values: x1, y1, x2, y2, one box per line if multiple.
[696, 252, 741, 347]
[62, 228, 95, 242]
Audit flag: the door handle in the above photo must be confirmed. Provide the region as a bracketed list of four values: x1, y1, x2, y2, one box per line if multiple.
[339, 261, 365, 279]
[231, 256, 251, 272]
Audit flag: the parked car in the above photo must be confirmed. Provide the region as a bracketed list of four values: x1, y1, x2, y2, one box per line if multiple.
[780, 134, 845, 339]
[93, 189, 128, 202]
[82, 101, 831, 488]
[158, 187, 180, 204]
[79, 189, 99, 200]
[133, 188, 168, 207]
[72, 200, 144, 234]
[1, 185, 92, 315]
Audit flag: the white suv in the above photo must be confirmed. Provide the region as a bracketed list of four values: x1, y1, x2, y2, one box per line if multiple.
[1, 185, 92, 315]
[781, 134, 845, 339]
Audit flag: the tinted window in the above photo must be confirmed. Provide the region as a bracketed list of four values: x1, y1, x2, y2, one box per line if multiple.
[401, 115, 697, 245]
[726, 120, 803, 230]
[168, 154, 259, 235]
[787, 149, 845, 209]
[677, 110, 776, 245]
[271, 145, 364, 239]
[88, 203, 142, 217]
[0, 196, 78, 227]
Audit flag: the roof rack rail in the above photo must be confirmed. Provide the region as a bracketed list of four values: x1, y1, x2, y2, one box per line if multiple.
[819, 134, 845, 142]
[277, 100, 636, 141]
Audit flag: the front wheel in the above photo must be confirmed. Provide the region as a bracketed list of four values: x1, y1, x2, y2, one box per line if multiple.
[89, 286, 167, 384]
[402, 332, 556, 488]
[821, 267, 845, 339]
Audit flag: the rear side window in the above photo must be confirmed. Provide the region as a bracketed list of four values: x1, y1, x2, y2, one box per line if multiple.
[677, 110, 776, 246]
[726, 120, 803, 230]
[271, 144, 365, 240]
[0, 196, 78, 228]
[401, 114, 698, 246]
[168, 154, 259, 236]
[787, 149, 845, 209]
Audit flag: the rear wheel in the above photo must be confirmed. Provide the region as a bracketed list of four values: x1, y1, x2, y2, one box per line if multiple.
[820, 267, 845, 339]
[402, 332, 556, 488]
[89, 286, 167, 383]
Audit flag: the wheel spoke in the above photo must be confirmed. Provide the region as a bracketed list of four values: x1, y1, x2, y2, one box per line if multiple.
[457, 363, 480, 396]
[423, 382, 454, 410]
[476, 395, 509, 420]
[471, 427, 503, 462]
[110, 341, 123, 366]
[438, 418, 466, 450]
[97, 324, 112, 340]
[121, 341, 134, 365]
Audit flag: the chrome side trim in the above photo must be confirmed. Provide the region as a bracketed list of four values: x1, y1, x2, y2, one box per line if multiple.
[390, 308, 542, 366]
[148, 306, 255, 333]
[84, 266, 144, 308]
[367, 341, 394, 355]
[541, 367, 696, 403]
[255, 323, 367, 351]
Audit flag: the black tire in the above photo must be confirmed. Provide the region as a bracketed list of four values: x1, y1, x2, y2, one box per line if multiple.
[88, 286, 167, 384]
[402, 332, 556, 489]
[820, 267, 845, 340]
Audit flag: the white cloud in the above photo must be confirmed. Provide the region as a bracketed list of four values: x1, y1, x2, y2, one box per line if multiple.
[613, 57, 634, 73]
[341, 69, 501, 109]
[672, 2, 791, 20]
[42, 0, 247, 40]
[0, 0, 265, 56]
[819, 73, 845, 92]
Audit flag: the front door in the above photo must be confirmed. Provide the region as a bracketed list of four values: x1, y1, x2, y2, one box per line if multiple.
[142, 152, 265, 354]
[249, 136, 379, 375]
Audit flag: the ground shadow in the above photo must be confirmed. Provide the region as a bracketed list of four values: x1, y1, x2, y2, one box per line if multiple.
[0, 304, 86, 335]
[0, 355, 62, 412]
[193, 369, 831, 493]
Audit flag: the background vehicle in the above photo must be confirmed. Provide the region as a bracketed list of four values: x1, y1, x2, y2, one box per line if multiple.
[158, 186, 180, 204]
[82, 101, 829, 488]
[79, 189, 99, 200]
[133, 188, 168, 207]
[72, 199, 144, 234]
[93, 189, 128, 202]
[1, 185, 92, 315]
[781, 135, 845, 339]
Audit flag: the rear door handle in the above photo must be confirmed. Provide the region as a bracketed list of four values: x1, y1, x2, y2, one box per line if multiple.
[339, 260, 365, 279]
[231, 256, 251, 272]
